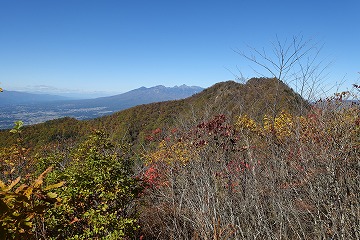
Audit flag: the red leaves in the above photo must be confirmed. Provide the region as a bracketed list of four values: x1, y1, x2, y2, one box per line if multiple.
[152, 128, 162, 135]
[226, 160, 251, 174]
[143, 164, 163, 189]
[355, 117, 360, 126]
[196, 115, 231, 137]
[145, 128, 162, 142]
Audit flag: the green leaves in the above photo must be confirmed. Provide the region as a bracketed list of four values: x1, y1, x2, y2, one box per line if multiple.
[44, 181, 65, 191]
[10, 121, 24, 134]
[42, 131, 144, 239]
[46, 192, 58, 198]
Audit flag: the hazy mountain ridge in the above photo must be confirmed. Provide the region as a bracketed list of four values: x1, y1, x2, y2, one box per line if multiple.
[0, 85, 203, 129]
[0, 90, 71, 105]
[71, 84, 204, 108]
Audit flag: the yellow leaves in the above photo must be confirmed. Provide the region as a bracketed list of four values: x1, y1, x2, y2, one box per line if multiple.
[6, 177, 21, 192]
[23, 186, 34, 199]
[262, 115, 272, 133]
[0, 180, 6, 189]
[0, 166, 63, 202]
[44, 181, 65, 191]
[144, 140, 191, 165]
[172, 142, 191, 164]
[0, 177, 21, 192]
[23, 166, 53, 198]
[272, 111, 295, 138]
[14, 184, 27, 194]
[32, 166, 53, 189]
[236, 115, 259, 133]
[0, 169, 63, 239]
[237, 111, 296, 139]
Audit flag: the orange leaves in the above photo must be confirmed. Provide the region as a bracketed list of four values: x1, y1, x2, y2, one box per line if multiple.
[69, 217, 80, 225]
[143, 164, 166, 189]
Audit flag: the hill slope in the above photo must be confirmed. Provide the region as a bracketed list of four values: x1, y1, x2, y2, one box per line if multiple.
[0, 78, 308, 150]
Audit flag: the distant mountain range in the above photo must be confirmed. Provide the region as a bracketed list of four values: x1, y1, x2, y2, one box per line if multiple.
[0, 85, 203, 129]
[0, 90, 71, 105]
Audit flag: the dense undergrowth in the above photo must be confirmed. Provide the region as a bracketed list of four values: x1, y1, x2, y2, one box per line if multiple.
[140, 93, 359, 239]
[0, 81, 359, 239]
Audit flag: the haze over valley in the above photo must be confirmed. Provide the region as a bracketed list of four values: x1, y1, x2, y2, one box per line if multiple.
[0, 84, 203, 129]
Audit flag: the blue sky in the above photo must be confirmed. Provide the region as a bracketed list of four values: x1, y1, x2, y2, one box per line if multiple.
[0, 0, 359, 96]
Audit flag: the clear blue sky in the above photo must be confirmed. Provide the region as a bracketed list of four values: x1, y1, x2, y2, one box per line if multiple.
[0, 0, 359, 95]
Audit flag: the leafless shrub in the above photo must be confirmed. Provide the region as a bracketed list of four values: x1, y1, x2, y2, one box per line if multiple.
[139, 85, 359, 240]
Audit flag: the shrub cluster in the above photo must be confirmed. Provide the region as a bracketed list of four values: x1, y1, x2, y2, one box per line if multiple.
[140, 95, 359, 239]
[1, 128, 144, 239]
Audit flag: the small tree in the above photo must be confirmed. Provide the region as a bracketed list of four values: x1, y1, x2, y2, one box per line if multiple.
[235, 35, 329, 115]
[42, 131, 144, 239]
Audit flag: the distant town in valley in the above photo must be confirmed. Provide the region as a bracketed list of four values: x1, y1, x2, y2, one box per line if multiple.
[0, 85, 203, 129]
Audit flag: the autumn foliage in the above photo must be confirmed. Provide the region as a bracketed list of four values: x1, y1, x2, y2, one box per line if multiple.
[0, 81, 359, 239]
[140, 91, 359, 239]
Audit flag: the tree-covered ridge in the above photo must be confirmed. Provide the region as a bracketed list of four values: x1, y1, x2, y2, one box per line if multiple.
[0, 78, 309, 151]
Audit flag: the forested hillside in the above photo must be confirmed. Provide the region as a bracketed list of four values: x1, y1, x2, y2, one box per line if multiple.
[0, 78, 307, 150]
[0, 78, 359, 239]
